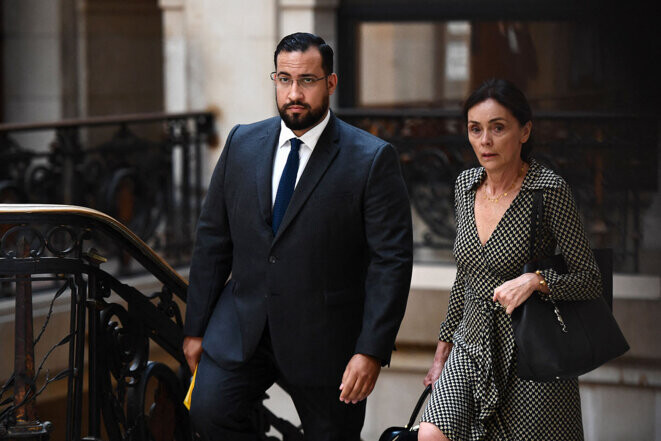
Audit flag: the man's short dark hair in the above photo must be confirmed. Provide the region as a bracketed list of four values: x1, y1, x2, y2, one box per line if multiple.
[274, 32, 334, 75]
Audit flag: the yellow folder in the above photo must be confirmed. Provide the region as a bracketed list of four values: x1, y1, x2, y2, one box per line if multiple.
[183, 365, 197, 410]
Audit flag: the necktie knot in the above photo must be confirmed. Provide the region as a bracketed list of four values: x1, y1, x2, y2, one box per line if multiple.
[290, 138, 301, 152]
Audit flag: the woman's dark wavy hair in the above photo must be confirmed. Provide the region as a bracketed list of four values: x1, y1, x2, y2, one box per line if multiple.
[463, 78, 533, 160]
[274, 32, 334, 75]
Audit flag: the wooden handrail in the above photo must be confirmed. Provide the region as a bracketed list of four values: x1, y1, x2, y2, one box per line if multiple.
[0, 204, 188, 298]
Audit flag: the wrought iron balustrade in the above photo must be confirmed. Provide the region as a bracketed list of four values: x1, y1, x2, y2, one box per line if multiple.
[0, 205, 303, 441]
[0, 112, 217, 280]
[336, 108, 659, 273]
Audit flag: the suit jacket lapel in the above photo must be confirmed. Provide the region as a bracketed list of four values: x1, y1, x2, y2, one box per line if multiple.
[272, 114, 341, 244]
[255, 121, 280, 229]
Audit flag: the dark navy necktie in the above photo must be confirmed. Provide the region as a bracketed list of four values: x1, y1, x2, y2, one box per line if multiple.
[272, 138, 301, 234]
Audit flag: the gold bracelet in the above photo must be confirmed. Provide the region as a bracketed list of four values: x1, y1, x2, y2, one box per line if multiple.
[535, 270, 547, 287]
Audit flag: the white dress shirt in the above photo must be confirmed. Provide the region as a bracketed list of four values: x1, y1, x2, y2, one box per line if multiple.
[271, 110, 331, 205]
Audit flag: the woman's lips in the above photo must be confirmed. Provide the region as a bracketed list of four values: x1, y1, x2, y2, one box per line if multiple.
[482, 153, 497, 159]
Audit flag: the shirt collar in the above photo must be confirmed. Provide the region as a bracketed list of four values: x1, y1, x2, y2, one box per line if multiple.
[278, 110, 331, 151]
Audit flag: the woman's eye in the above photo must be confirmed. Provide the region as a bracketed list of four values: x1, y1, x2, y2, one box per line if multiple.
[469, 126, 481, 134]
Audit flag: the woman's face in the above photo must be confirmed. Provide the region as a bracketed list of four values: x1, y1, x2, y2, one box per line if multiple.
[466, 98, 531, 172]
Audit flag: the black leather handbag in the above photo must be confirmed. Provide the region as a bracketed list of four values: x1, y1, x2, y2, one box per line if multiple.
[511, 190, 629, 382]
[379, 385, 432, 441]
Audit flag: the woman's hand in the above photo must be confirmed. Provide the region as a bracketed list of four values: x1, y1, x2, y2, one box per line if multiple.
[493, 272, 547, 315]
[423, 340, 453, 387]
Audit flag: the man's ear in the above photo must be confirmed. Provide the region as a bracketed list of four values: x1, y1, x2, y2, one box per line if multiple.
[327, 73, 338, 96]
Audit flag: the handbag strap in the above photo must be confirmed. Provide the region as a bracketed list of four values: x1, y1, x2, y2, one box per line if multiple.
[529, 189, 545, 261]
[406, 385, 432, 429]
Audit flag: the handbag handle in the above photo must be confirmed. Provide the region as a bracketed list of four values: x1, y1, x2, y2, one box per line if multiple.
[406, 385, 433, 429]
[529, 190, 614, 310]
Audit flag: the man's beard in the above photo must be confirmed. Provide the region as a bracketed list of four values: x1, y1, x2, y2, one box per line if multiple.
[278, 95, 329, 131]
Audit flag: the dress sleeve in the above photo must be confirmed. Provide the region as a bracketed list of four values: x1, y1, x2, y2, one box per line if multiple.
[537, 179, 602, 301]
[439, 264, 466, 342]
[439, 181, 466, 342]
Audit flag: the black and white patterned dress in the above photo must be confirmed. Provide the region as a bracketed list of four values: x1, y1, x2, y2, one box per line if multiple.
[421, 159, 602, 440]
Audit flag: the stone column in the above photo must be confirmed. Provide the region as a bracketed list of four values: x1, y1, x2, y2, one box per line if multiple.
[279, 0, 338, 44]
[159, 0, 278, 182]
[1, 0, 63, 149]
[159, 0, 187, 112]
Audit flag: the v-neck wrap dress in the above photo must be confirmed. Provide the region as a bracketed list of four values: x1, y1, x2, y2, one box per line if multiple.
[421, 159, 602, 441]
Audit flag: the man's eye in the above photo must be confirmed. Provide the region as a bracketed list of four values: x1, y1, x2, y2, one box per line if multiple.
[301, 78, 315, 85]
[278, 77, 291, 84]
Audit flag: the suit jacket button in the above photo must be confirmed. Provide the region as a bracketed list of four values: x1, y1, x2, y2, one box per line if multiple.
[268, 255, 277, 264]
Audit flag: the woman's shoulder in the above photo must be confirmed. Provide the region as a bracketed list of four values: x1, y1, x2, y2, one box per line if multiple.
[523, 158, 567, 192]
[455, 166, 484, 192]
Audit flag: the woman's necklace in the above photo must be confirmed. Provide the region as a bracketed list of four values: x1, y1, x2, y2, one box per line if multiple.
[483, 165, 525, 203]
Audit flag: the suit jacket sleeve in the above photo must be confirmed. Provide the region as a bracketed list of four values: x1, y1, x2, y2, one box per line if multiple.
[354, 143, 413, 364]
[183, 125, 239, 337]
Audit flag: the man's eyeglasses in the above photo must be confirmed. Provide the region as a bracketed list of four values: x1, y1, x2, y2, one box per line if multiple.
[270, 72, 328, 90]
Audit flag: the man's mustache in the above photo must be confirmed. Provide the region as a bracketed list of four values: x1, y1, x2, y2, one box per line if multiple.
[284, 101, 310, 110]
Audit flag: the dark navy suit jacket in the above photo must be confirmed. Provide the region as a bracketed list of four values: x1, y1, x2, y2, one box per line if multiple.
[184, 113, 413, 386]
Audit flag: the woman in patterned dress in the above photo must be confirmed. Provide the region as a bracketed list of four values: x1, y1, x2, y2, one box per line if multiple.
[417, 79, 601, 441]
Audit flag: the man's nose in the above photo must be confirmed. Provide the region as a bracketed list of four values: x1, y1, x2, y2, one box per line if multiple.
[287, 81, 304, 101]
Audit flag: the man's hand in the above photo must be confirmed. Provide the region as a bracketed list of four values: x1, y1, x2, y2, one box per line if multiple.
[339, 354, 381, 404]
[183, 336, 203, 374]
[423, 340, 453, 387]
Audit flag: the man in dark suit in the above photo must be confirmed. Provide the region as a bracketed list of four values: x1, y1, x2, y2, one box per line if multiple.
[183, 32, 413, 441]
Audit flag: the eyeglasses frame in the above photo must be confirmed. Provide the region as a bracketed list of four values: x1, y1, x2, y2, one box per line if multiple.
[270, 72, 330, 89]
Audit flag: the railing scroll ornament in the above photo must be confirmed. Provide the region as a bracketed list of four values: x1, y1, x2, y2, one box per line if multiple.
[0, 205, 303, 441]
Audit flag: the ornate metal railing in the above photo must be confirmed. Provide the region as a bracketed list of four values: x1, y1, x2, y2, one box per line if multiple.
[0, 112, 216, 280]
[337, 108, 659, 273]
[0, 205, 302, 441]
